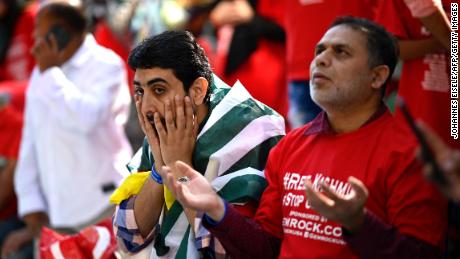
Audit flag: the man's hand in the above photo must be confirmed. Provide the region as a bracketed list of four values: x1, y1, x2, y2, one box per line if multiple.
[31, 35, 62, 72]
[417, 122, 460, 201]
[154, 95, 197, 167]
[210, 0, 254, 27]
[23, 211, 49, 237]
[1, 228, 34, 259]
[160, 161, 225, 221]
[135, 97, 165, 172]
[305, 176, 368, 233]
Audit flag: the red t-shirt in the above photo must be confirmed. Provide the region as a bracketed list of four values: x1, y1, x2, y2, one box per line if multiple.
[376, 0, 458, 148]
[0, 106, 22, 159]
[0, 2, 38, 81]
[285, 0, 378, 81]
[0, 81, 26, 220]
[254, 111, 447, 258]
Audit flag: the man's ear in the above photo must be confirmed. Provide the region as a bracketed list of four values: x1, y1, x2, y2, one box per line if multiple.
[188, 77, 209, 105]
[371, 65, 390, 90]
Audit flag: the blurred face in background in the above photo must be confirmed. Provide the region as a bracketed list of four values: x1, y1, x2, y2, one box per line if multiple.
[33, 10, 52, 42]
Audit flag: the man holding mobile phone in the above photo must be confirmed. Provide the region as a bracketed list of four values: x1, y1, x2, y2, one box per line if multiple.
[12, 0, 132, 246]
[31, 3, 79, 73]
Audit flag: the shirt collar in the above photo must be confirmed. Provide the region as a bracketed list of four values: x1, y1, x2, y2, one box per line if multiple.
[304, 103, 388, 136]
[61, 34, 96, 69]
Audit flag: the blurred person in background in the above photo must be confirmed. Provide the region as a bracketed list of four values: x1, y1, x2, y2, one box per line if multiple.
[0, 0, 38, 82]
[376, 0, 456, 149]
[402, 0, 451, 49]
[0, 91, 32, 259]
[92, 0, 174, 150]
[208, 0, 287, 119]
[12, 0, 132, 248]
[375, 2, 457, 255]
[0, 1, 38, 257]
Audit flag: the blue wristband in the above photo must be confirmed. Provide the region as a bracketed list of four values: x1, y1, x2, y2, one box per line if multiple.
[150, 165, 163, 184]
[203, 199, 227, 226]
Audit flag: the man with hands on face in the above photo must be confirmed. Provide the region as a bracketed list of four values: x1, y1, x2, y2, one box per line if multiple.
[160, 17, 448, 259]
[111, 30, 285, 258]
[13, 0, 132, 248]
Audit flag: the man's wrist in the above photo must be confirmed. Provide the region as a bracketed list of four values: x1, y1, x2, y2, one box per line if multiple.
[151, 165, 163, 184]
[23, 212, 49, 237]
[342, 209, 366, 233]
[205, 196, 226, 222]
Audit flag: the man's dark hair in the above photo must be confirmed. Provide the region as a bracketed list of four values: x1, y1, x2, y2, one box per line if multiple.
[330, 16, 399, 93]
[39, 2, 87, 34]
[128, 31, 213, 103]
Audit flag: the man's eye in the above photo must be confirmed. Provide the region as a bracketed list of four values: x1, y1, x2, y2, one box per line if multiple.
[154, 88, 165, 94]
[336, 49, 348, 55]
[134, 88, 143, 96]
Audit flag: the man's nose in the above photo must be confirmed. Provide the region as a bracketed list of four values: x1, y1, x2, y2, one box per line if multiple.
[314, 50, 331, 67]
[140, 92, 160, 114]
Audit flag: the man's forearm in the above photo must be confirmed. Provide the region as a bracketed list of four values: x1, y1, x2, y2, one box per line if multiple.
[203, 203, 281, 259]
[420, 10, 451, 50]
[399, 38, 445, 60]
[133, 177, 165, 238]
[404, 0, 451, 50]
[0, 160, 16, 210]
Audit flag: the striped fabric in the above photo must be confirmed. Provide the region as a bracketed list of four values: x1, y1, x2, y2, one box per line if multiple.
[117, 75, 285, 258]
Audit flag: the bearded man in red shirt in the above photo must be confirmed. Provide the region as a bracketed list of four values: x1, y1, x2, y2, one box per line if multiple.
[158, 16, 448, 259]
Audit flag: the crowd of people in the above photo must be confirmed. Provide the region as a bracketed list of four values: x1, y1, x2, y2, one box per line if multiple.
[0, 0, 458, 258]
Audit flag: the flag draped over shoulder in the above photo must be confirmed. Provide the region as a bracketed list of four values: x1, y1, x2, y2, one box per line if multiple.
[112, 74, 285, 258]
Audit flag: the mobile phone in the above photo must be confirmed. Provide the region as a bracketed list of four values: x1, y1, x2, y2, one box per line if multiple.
[46, 25, 72, 51]
[0, 92, 11, 107]
[396, 97, 448, 187]
[101, 182, 116, 193]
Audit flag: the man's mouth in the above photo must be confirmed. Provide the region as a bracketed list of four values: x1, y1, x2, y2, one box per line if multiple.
[311, 72, 331, 85]
[312, 72, 330, 81]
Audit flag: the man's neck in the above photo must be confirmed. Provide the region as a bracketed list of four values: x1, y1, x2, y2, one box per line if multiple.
[326, 99, 381, 134]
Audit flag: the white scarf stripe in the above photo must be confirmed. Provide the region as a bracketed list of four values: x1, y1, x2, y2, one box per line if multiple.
[209, 114, 285, 176]
[198, 80, 252, 139]
[211, 167, 265, 191]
